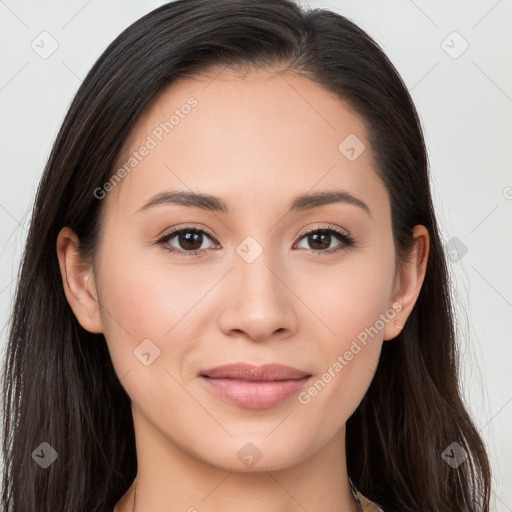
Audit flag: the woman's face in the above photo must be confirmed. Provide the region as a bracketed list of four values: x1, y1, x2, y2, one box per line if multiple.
[66, 66, 422, 473]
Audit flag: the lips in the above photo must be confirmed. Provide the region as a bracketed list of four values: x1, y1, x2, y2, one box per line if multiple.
[198, 362, 312, 409]
[199, 362, 311, 381]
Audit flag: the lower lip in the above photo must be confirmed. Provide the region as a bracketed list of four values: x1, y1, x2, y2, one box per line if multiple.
[199, 376, 311, 409]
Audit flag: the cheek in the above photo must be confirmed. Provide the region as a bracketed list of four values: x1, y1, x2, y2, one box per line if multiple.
[93, 238, 210, 378]
[294, 248, 395, 416]
[298, 246, 395, 344]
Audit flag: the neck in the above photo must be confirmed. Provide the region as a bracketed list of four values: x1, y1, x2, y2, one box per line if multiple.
[114, 406, 359, 512]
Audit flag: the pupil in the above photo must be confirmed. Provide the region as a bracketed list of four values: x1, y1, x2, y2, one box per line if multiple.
[180, 231, 201, 250]
[310, 232, 330, 250]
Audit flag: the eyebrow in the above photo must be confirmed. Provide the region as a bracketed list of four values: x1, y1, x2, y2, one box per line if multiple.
[136, 188, 371, 217]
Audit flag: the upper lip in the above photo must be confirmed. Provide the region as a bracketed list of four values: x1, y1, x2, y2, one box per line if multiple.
[199, 363, 311, 381]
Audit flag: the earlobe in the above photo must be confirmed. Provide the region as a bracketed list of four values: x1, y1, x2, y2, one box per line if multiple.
[56, 227, 104, 333]
[384, 225, 430, 340]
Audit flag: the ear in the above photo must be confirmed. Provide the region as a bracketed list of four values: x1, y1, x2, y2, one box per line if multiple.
[384, 225, 429, 341]
[56, 227, 103, 333]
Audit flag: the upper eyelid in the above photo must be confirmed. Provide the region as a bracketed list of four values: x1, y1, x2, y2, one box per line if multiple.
[160, 225, 216, 240]
[295, 224, 350, 239]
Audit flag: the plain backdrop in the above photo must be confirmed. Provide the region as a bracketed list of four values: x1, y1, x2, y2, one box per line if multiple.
[0, 0, 511, 509]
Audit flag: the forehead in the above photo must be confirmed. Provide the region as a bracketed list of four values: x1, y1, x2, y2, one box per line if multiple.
[104, 66, 386, 218]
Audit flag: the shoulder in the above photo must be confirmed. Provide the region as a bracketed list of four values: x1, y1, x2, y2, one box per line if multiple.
[355, 489, 387, 512]
[368, 502, 387, 512]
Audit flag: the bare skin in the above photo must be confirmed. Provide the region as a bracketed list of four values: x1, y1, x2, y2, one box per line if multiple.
[57, 65, 429, 512]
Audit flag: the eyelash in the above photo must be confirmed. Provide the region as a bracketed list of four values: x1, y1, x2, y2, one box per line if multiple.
[156, 224, 356, 258]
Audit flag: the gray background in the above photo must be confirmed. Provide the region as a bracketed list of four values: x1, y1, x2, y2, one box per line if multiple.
[0, 0, 511, 509]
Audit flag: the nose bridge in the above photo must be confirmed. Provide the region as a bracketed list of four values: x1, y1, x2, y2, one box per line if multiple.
[235, 238, 286, 311]
[218, 236, 297, 340]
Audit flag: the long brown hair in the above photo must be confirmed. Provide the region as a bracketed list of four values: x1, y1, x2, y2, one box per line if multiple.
[1, 1, 491, 510]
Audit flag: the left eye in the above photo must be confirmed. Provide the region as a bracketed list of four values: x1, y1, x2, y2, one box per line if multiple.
[295, 227, 354, 253]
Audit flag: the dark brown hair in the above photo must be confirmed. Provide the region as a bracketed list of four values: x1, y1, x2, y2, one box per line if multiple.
[1, 1, 491, 510]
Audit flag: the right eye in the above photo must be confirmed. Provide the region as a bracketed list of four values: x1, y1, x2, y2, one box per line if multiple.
[156, 226, 220, 256]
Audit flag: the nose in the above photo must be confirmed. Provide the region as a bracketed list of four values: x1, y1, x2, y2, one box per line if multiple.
[217, 250, 298, 343]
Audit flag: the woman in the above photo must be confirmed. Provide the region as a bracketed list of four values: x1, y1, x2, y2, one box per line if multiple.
[1, 1, 491, 511]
